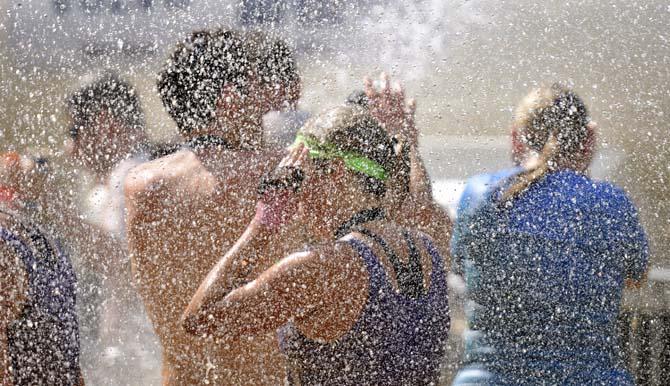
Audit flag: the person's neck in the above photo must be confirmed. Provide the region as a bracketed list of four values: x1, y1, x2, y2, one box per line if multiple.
[214, 112, 264, 150]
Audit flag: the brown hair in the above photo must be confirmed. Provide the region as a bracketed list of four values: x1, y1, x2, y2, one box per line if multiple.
[157, 29, 250, 134]
[298, 105, 410, 198]
[500, 83, 590, 203]
[67, 72, 145, 138]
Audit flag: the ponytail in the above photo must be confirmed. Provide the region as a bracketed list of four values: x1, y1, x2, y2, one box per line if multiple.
[499, 83, 590, 206]
[499, 135, 558, 204]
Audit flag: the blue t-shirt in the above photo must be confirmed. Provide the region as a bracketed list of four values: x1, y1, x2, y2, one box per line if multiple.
[452, 168, 521, 276]
[451, 169, 648, 385]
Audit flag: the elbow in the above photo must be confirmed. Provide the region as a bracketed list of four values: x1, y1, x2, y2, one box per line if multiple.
[180, 305, 196, 334]
[180, 307, 214, 337]
[181, 312, 201, 336]
[181, 296, 210, 336]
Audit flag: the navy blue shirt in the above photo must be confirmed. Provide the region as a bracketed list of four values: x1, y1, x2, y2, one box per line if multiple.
[1, 210, 80, 385]
[452, 167, 521, 276]
[451, 170, 648, 384]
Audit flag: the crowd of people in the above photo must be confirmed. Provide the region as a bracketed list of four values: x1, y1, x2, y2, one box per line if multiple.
[0, 26, 649, 386]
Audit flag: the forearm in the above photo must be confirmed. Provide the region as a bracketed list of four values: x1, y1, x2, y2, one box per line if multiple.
[403, 146, 452, 253]
[183, 218, 284, 333]
[408, 146, 433, 200]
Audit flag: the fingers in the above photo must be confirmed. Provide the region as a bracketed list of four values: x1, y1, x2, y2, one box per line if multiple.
[288, 143, 304, 166]
[279, 143, 302, 168]
[381, 72, 391, 97]
[293, 145, 309, 167]
[364, 76, 374, 97]
[364, 72, 410, 103]
[278, 154, 289, 168]
[397, 83, 405, 101]
[407, 98, 417, 117]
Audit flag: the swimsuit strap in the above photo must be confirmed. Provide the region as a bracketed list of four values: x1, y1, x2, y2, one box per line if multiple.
[356, 227, 425, 298]
[334, 208, 385, 239]
[400, 229, 426, 298]
[0, 206, 57, 264]
[335, 207, 426, 298]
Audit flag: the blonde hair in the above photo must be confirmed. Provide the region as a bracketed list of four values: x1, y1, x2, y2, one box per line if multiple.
[501, 83, 590, 203]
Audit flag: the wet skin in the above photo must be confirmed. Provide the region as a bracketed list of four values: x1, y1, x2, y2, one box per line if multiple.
[125, 147, 288, 385]
[179, 144, 447, 382]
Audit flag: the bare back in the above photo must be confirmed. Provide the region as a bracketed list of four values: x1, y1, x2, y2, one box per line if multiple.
[125, 148, 286, 385]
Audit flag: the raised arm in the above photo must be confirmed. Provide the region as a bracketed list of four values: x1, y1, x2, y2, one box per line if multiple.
[181, 145, 309, 336]
[363, 73, 452, 258]
[182, 146, 367, 341]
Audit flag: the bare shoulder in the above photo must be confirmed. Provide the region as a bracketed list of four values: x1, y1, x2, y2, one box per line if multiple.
[124, 150, 218, 232]
[125, 150, 199, 195]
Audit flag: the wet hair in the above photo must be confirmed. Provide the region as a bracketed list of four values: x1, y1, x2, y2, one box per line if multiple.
[298, 105, 409, 198]
[243, 31, 300, 110]
[252, 34, 299, 89]
[67, 72, 145, 138]
[500, 83, 590, 203]
[345, 90, 369, 108]
[157, 29, 250, 134]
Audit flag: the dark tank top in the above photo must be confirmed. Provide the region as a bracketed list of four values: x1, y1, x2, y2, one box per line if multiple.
[277, 234, 450, 386]
[0, 208, 80, 385]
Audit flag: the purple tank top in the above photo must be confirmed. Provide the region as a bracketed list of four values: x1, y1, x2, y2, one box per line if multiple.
[0, 210, 80, 385]
[278, 236, 450, 386]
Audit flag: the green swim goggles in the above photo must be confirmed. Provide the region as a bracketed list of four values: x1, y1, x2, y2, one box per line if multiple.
[292, 134, 388, 181]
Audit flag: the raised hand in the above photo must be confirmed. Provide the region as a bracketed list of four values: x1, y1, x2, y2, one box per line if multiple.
[255, 144, 310, 229]
[364, 73, 418, 147]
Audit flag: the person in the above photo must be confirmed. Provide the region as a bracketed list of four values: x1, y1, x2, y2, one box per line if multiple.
[65, 72, 160, 383]
[124, 28, 293, 385]
[450, 83, 649, 385]
[67, 71, 150, 238]
[147, 32, 305, 158]
[182, 105, 451, 385]
[251, 32, 310, 150]
[0, 152, 83, 385]
[362, 73, 453, 257]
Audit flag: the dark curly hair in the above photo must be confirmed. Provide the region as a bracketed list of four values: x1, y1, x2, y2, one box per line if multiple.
[67, 72, 145, 138]
[157, 29, 251, 134]
[253, 35, 299, 88]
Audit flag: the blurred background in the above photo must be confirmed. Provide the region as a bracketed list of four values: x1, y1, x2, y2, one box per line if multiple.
[0, 0, 668, 384]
